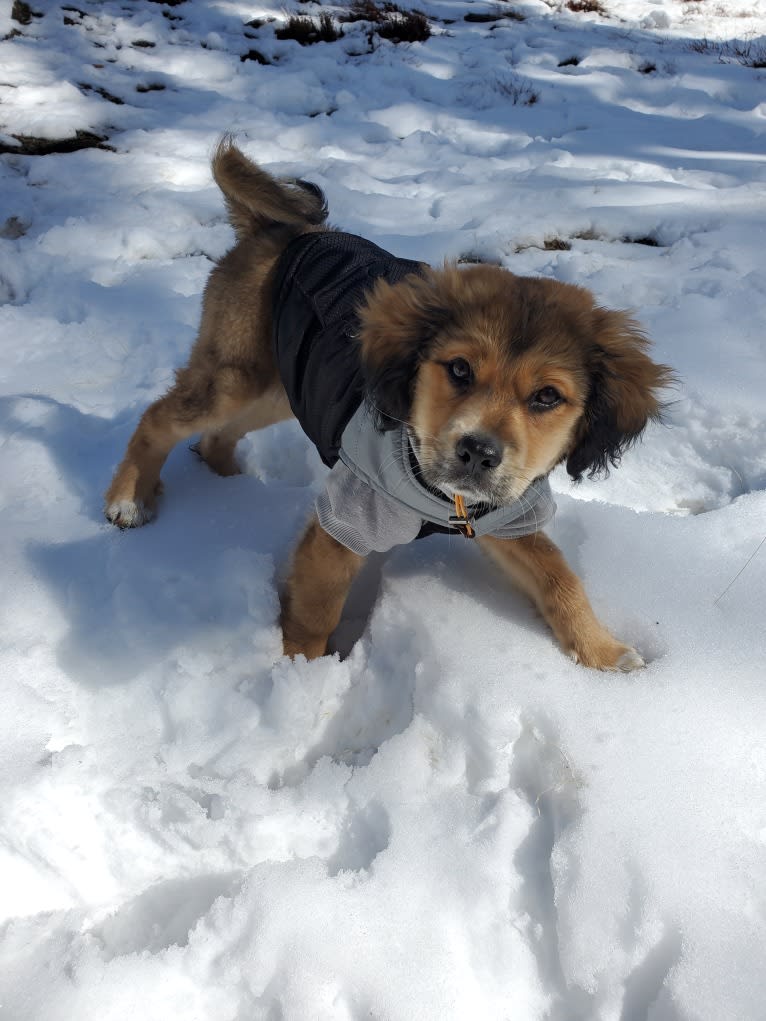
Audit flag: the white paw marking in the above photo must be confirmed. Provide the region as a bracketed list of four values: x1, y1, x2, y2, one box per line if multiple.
[105, 499, 153, 528]
[616, 648, 646, 673]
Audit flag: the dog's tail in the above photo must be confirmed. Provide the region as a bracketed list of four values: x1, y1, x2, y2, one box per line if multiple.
[212, 137, 328, 241]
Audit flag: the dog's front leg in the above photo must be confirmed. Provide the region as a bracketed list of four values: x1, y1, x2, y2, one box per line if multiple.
[281, 515, 365, 660]
[478, 533, 644, 672]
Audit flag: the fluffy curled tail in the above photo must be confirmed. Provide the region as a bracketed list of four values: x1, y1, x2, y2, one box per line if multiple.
[212, 137, 328, 240]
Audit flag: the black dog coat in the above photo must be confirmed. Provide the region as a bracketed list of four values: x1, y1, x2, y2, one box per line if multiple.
[272, 231, 555, 555]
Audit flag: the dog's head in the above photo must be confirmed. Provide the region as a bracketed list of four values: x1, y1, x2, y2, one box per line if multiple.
[358, 264, 673, 505]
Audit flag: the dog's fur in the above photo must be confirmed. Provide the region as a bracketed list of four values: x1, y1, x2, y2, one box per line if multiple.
[105, 140, 673, 669]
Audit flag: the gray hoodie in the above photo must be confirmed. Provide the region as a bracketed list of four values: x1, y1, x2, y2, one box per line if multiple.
[316, 403, 556, 556]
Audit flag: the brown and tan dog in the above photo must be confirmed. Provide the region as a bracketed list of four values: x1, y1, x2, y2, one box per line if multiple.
[105, 140, 672, 669]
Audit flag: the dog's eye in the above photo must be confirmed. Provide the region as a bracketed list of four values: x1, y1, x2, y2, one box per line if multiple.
[446, 358, 473, 385]
[530, 386, 563, 410]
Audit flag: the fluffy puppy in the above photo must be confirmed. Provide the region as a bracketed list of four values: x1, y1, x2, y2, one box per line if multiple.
[105, 140, 673, 669]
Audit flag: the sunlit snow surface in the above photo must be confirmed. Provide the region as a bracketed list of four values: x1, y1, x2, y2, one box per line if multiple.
[1, 1, 765, 1018]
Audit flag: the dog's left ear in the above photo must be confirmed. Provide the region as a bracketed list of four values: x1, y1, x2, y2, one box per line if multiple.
[566, 309, 675, 481]
[357, 270, 452, 431]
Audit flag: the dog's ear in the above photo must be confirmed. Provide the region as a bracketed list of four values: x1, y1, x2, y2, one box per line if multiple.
[566, 309, 675, 481]
[357, 270, 452, 431]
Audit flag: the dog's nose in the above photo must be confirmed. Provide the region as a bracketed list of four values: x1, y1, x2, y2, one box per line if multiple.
[455, 433, 503, 473]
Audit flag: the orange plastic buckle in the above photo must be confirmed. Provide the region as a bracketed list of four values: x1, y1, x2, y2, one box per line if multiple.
[449, 493, 475, 538]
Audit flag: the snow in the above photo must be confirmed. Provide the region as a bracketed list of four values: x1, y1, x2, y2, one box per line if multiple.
[1, 0, 765, 1018]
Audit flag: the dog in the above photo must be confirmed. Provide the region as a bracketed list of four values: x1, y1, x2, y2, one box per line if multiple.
[105, 139, 673, 669]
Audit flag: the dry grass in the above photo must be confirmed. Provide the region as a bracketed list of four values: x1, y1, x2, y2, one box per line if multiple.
[339, 0, 402, 22]
[78, 82, 124, 104]
[240, 48, 271, 64]
[457, 251, 502, 265]
[375, 10, 431, 43]
[339, 1, 431, 42]
[11, 0, 35, 25]
[464, 7, 525, 23]
[624, 234, 660, 247]
[0, 131, 111, 156]
[272, 4, 430, 45]
[275, 12, 342, 45]
[727, 39, 766, 68]
[544, 237, 572, 251]
[566, 0, 606, 13]
[494, 74, 539, 105]
[514, 229, 667, 253]
[688, 36, 766, 68]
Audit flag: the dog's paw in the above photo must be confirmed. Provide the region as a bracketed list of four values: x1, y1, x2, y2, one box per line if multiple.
[105, 499, 154, 528]
[568, 637, 646, 673]
[282, 635, 329, 661]
[615, 647, 646, 673]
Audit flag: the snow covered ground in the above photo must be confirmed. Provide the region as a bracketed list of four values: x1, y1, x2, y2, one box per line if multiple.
[1, 0, 765, 1018]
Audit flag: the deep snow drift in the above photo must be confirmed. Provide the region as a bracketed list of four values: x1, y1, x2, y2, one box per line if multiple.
[1, 1, 765, 1019]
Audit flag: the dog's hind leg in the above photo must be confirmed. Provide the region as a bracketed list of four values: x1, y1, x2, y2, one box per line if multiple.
[105, 365, 262, 527]
[195, 384, 294, 477]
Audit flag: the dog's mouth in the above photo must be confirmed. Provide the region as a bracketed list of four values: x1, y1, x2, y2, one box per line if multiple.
[408, 431, 520, 508]
[439, 478, 499, 503]
[433, 472, 514, 507]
